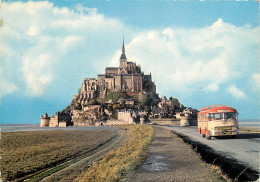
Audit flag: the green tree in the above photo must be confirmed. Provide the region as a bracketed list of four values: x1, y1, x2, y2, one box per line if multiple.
[169, 97, 180, 109]
[149, 92, 159, 106]
[138, 93, 149, 106]
[143, 80, 151, 91]
[112, 104, 121, 110]
[105, 91, 127, 102]
[88, 99, 99, 105]
[180, 104, 186, 111]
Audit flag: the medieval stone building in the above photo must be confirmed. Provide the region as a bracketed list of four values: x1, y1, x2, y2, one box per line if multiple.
[79, 39, 156, 105]
[40, 111, 72, 127]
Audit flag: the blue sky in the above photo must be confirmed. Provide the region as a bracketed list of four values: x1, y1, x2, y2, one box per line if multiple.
[0, 0, 259, 124]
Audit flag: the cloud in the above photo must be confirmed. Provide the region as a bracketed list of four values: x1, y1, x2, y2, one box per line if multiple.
[0, 67, 17, 96]
[26, 25, 40, 36]
[226, 85, 247, 99]
[252, 73, 260, 96]
[0, 1, 126, 97]
[1, 1, 259, 106]
[111, 19, 260, 97]
[21, 54, 53, 96]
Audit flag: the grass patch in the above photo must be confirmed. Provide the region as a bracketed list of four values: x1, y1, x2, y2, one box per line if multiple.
[0, 130, 116, 181]
[74, 124, 153, 182]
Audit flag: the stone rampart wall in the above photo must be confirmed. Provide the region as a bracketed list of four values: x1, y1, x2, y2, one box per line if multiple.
[40, 118, 50, 127]
[118, 111, 134, 123]
[150, 118, 180, 126]
[49, 117, 59, 127]
[106, 120, 133, 125]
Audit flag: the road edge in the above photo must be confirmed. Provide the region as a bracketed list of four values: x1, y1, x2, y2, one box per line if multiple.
[170, 129, 259, 181]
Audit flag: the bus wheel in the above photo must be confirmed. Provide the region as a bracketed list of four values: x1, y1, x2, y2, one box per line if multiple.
[206, 135, 211, 140]
[201, 128, 206, 137]
[206, 130, 211, 140]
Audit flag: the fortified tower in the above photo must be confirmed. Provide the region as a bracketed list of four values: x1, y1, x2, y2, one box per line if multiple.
[40, 112, 50, 127]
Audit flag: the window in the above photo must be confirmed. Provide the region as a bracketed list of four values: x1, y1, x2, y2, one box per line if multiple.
[214, 113, 223, 120]
[225, 112, 236, 119]
[210, 113, 224, 120]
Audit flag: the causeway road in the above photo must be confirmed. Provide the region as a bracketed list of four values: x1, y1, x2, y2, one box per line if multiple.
[163, 126, 260, 172]
[122, 126, 225, 181]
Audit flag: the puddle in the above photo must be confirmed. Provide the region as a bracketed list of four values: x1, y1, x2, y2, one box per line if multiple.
[141, 155, 169, 172]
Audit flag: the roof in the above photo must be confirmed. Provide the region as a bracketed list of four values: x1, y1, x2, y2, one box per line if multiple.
[144, 75, 151, 78]
[120, 38, 127, 59]
[120, 52, 127, 59]
[106, 67, 118, 70]
[84, 78, 96, 80]
[198, 105, 237, 115]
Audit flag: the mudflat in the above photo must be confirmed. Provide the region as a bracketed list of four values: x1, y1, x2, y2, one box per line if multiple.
[122, 125, 226, 182]
[0, 130, 116, 181]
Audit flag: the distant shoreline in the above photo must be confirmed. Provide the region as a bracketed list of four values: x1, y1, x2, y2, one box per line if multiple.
[0, 120, 259, 133]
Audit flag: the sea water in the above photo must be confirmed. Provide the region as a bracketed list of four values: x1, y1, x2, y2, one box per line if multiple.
[238, 119, 260, 127]
[0, 124, 114, 132]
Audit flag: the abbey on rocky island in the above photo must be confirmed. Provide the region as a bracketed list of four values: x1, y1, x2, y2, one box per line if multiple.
[78, 39, 156, 106]
[41, 39, 157, 127]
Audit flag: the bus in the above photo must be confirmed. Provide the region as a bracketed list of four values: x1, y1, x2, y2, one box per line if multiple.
[197, 104, 239, 140]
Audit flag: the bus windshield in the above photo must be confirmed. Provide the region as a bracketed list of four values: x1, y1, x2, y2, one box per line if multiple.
[208, 112, 236, 120]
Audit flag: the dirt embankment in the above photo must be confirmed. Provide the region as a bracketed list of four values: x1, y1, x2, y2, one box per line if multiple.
[122, 126, 226, 182]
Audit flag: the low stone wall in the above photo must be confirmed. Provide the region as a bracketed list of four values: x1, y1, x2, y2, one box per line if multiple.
[118, 111, 134, 123]
[94, 119, 135, 126]
[105, 120, 133, 125]
[150, 118, 180, 126]
[74, 122, 93, 127]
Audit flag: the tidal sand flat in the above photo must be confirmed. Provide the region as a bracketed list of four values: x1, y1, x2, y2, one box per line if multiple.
[0, 130, 116, 181]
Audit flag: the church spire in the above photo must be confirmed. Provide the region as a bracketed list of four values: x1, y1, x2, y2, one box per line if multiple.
[122, 37, 125, 53]
[120, 37, 127, 59]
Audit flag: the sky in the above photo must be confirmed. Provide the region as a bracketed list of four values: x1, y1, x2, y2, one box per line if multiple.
[0, 0, 259, 124]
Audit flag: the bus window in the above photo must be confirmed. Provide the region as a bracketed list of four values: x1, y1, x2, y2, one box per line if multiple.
[225, 112, 236, 119]
[208, 113, 212, 120]
[212, 113, 224, 120]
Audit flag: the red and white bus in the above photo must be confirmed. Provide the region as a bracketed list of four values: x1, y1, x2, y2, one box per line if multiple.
[198, 104, 239, 140]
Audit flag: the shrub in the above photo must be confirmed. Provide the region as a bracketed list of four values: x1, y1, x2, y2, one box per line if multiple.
[88, 99, 99, 105]
[112, 104, 121, 110]
[105, 91, 127, 102]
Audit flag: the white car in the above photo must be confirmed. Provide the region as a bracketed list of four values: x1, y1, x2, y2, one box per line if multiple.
[183, 122, 190, 127]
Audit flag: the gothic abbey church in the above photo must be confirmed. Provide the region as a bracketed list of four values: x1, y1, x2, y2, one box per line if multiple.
[79, 39, 156, 105]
